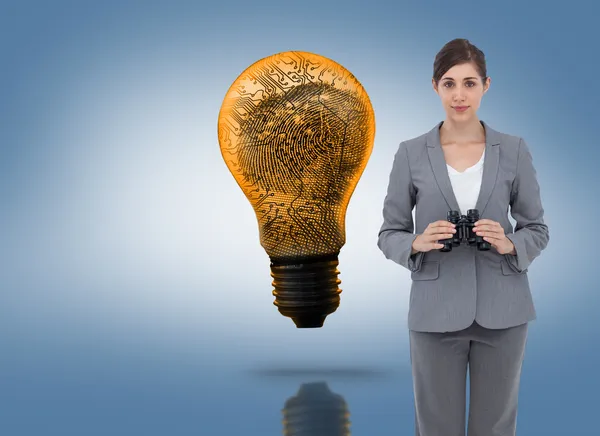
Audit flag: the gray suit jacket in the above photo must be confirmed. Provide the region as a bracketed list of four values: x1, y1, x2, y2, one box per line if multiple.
[377, 121, 549, 332]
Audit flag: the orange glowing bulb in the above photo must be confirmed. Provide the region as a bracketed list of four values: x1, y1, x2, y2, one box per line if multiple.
[217, 51, 375, 328]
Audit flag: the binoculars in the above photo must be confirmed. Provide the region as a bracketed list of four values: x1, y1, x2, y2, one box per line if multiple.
[440, 209, 491, 252]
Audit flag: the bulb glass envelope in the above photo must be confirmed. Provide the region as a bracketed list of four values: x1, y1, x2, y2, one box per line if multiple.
[217, 51, 375, 327]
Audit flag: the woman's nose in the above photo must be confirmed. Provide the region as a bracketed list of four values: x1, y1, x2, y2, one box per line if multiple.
[453, 86, 465, 100]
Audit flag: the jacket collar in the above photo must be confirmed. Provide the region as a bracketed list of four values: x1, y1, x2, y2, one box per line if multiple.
[426, 120, 501, 215]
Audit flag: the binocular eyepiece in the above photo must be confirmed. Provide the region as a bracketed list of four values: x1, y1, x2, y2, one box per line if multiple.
[440, 209, 491, 252]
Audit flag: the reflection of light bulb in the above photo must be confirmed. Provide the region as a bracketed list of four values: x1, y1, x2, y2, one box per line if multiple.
[217, 51, 375, 328]
[282, 381, 350, 435]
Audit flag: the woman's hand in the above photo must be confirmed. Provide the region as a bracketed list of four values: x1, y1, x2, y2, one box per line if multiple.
[473, 219, 516, 255]
[412, 220, 456, 253]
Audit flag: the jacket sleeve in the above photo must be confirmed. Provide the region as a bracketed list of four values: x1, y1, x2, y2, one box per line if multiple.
[504, 137, 550, 272]
[377, 141, 424, 272]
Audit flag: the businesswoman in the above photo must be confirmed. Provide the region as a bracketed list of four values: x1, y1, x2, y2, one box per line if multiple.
[377, 38, 549, 436]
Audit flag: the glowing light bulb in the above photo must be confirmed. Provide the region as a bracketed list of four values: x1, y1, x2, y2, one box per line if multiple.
[217, 51, 375, 328]
[282, 382, 350, 435]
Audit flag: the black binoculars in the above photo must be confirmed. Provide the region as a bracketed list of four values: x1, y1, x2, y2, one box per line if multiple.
[440, 209, 491, 252]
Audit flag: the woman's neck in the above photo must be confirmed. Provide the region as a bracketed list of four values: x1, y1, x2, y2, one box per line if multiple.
[440, 118, 485, 144]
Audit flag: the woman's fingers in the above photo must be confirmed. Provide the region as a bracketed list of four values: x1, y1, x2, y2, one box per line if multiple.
[474, 221, 504, 238]
[430, 233, 454, 242]
[422, 229, 453, 241]
[483, 235, 503, 243]
[425, 221, 455, 235]
[418, 221, 457, 251]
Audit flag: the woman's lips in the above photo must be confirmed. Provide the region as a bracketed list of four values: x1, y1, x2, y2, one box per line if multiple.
[453, 106, 469, 112]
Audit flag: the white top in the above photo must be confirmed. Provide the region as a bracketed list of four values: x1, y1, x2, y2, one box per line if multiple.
[446, 149, 485, 216]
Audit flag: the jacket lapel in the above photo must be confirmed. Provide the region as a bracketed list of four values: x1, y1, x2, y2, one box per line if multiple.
[475, 122, 501, 214]
[427, 121, 459, 212]
[426, 120, 501, 216]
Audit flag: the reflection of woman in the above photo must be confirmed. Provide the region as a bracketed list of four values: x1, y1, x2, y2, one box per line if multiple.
[377, 38, 549, 435]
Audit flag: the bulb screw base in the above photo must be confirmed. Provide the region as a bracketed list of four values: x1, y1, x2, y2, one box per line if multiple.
[270, 254, 341, 328]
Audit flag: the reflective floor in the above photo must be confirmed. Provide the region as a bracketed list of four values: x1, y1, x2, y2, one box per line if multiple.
[2, 283, 598, 435]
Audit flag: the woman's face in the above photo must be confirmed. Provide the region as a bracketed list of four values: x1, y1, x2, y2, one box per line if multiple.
[433, 62, 490, 123]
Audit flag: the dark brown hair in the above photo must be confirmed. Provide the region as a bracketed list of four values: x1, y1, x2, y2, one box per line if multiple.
[433, 38, 487, 86]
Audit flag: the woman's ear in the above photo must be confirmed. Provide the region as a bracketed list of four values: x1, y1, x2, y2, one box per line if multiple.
[432, 78, 438, 94]
[483, 76, 491, 93]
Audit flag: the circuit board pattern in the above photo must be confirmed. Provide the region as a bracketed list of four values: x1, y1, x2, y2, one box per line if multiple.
[218, 51, 375, 262]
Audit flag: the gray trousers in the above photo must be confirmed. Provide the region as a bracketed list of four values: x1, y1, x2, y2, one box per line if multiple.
[409, 321, 529, 436]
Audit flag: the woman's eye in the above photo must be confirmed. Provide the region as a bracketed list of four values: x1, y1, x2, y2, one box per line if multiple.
[444, 82, 453, 87]
[466, 81, 476, 87]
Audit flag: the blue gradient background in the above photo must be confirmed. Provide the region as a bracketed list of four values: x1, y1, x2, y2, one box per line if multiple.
[1, 1, 598, 434]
